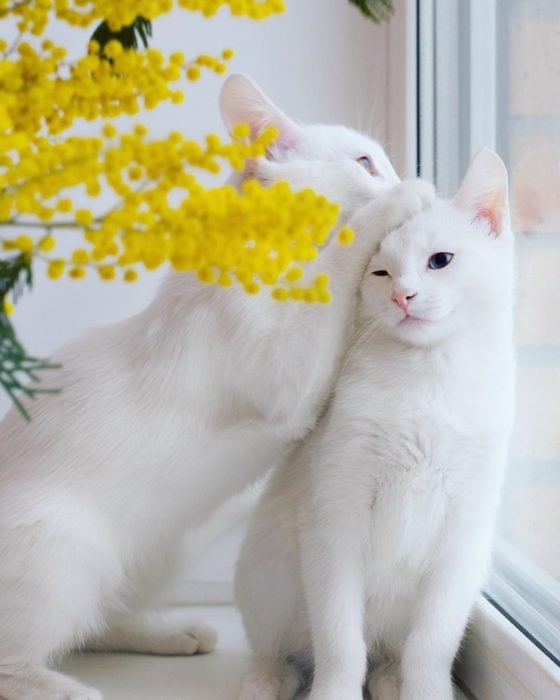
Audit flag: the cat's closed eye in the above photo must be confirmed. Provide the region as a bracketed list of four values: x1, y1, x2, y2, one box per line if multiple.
[428, 252, 454, 270]
[372, 269, 390, 277]
[356, 155, 377, 175]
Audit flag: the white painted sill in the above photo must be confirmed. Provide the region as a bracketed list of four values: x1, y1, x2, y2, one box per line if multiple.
[60, 599, 560, 699]
[456, 597, 560, 700]
[59, 604, 468, 699]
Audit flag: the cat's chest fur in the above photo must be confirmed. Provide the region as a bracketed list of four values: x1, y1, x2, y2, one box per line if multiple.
[321, 331, 513, 646]
[339, 330, 512, 456]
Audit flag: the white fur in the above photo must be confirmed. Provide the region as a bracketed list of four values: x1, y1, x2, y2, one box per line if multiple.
[0, 74, 434, 699]
[236, 150, 515, 700]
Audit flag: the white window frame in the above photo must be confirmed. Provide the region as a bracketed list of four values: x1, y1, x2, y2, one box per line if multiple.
[391, 0, 560, 696]
[386, 0, 419, 178]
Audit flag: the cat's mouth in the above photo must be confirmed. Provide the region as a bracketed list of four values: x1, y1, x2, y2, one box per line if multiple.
[399, 314, 429, 324]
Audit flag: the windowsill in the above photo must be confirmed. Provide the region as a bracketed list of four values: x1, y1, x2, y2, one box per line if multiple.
[455, 596, 560, 700]
[59, 606, 248, 700]
[58, 604, 468, 699]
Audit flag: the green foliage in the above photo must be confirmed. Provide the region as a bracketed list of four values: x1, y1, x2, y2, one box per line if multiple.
[90, 16, 153, 54]
[348, 0, 394, 23]
[0, 256, 58, 420]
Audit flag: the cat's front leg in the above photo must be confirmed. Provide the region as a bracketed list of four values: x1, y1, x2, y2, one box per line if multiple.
[398, 510, 494, 700]
[299, 492, 367, 700]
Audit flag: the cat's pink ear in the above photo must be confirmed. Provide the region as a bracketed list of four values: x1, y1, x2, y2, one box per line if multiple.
[220, 73, 301, 149]
[452, 149, 510, 236]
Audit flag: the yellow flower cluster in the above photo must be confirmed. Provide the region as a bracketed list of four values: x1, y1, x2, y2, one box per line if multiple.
[178, 0, 285, 20]
[0, 135, 104, 221]
[186, 49, 235, 81]
[0, 0, 284, 34]
[0, 0, 350, 316]
[1, 124, 341, 302]
[0, 39, 237, 137]
[52, 180, 336, 302]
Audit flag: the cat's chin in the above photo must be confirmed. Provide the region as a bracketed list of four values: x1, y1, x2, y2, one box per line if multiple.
[399, 314, 430, 325]
[387, 317, 452, 347]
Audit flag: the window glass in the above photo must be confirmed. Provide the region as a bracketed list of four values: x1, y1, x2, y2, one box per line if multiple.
[418, 0, 560, 661]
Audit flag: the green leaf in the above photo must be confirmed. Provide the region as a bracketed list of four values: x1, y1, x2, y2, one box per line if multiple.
[348, 0, 395, 23]
[90, 16, 153, 55]
[0, 255, 59, 420]
[0, 252, 31, 301]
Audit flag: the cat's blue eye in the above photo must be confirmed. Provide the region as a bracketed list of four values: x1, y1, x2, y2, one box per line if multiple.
[356, 155, 377, 175]
[372, 270, 389, 277]
[428, 252, 454, 270]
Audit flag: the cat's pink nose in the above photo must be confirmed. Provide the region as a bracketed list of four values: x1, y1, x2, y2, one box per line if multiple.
[392, 290, 417, 312]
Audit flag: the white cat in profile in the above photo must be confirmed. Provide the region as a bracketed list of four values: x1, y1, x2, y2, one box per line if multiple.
[0, 74, 434, 700]
[236, 149, 514, 700]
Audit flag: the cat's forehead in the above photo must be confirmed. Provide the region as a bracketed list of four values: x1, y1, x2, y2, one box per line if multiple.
[296, 125, 397, 177]
[298, 124, 377, 155]
[378, 202, 472, 259]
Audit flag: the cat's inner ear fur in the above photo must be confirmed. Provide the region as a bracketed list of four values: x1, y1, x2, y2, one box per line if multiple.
[220, 73, 301, 154]
[452, 148, 510, 236]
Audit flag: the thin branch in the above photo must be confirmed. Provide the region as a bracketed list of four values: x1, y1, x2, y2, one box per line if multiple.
[0, 0, 34, 18]
[1, 220, 87, 229]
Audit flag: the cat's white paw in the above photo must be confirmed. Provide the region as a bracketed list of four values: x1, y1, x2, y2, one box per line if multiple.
[237, 663, 300, 700]
[367, 674, 400, 700]
[381, 178, 436, 231]
[91, 616, 218, 655]
[348, 177, 436, 243]
[237, 671, 281, 700]
[147, 621, 217, 655]
[395, 178, 436, 208]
